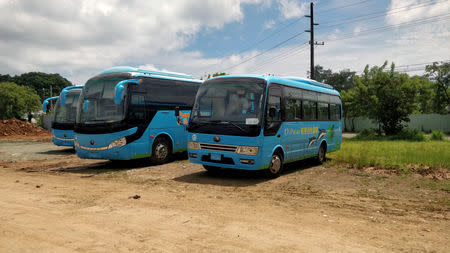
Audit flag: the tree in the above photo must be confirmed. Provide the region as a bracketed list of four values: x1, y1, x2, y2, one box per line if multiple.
[354, 61, 418, 135]
[309, 65, 356, 92]
[10, 72, 72, 101]
[0, 82, 41, 120]
[201, 72, 227, 80]
[425, 62, 449, 114]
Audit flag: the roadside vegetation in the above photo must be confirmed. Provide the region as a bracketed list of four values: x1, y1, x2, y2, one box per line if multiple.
[328, 138, 449, 169]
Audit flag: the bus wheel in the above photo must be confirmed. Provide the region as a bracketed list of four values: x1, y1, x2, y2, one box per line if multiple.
[203, 165, 220, 173]
[265, 152, 283, 178]
[151, 137, 171, 164]
[317, 143, 327, 164]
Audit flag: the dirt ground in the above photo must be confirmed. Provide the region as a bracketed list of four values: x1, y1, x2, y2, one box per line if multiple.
[0, 138, 448, 252]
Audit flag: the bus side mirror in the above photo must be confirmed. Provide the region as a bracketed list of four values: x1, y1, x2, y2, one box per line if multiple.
[42, 96, 58, 113]
[113, 79, 143, 105]
[268, 107, 276, 118]
[175, 107, 180, 117]
[42, 100, 49, 113]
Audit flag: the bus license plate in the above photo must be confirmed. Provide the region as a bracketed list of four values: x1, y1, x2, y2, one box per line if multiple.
[210, 153, 221, 161]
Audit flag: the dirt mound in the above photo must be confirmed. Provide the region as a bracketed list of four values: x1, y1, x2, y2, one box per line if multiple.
[0, 119, 50, 139]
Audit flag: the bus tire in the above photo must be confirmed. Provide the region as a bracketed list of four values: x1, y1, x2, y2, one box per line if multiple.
[151, 137, 171, 164]
[317, 142, 327, 164]
[203, 165, 220, 173]
[264, 152, 283, 178]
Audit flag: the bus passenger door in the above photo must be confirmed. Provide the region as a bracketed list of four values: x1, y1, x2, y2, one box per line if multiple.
[264, 85, 283, 162]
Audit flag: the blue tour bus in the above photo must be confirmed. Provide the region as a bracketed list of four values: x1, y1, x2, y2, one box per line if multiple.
[43, 86, 83, 146]
[187, 75, 342, 177]
[74, 66, 202, 163]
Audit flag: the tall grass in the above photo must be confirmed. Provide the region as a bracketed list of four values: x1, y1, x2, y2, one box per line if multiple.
[328, 139, 450, 168]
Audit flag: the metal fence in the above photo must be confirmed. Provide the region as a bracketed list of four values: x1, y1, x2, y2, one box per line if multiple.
[343, 114, 450, 133]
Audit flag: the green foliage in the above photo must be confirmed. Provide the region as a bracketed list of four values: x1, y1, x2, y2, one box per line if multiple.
[1, 72, 72, 101]
[425, 62, 450, 114]
[312, 65, 356, 92]
[431, 130, 445, 141]
[201, 72, 227, 80]
[354, 129, 379, 140]
[390, 129, 426, 141]
[352, 61, 420, 135]
[328, 139, 450, 169]
[355, 129, 428, 141]
[0, 82, 41, 120]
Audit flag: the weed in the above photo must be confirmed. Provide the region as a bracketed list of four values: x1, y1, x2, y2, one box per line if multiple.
[431, 130, 445, 141]
[328, 139, 450, 169]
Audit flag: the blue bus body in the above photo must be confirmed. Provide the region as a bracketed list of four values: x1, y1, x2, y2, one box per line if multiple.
[44, 87, 82, 147]
[187, 75, 342, 176]
[74, 66, 202, 162]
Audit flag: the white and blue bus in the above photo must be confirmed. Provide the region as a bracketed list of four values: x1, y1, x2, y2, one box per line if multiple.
[187, 75, 342, 177]
[42, 86, 83, 146]
[74, 66, 202, 163]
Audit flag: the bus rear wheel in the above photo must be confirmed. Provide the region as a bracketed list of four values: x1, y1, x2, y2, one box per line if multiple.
[264, 152, 283, 178]
[317, 143, 326, 164]
[151, 137, 171, 164]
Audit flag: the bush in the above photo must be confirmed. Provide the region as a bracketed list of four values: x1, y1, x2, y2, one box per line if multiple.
[431, 130, 445, 141]
[354, 129, 379, 140]
[390, 129, 426, 141]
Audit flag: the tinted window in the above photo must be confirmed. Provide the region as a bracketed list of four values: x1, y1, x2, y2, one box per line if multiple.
[318, 102, 329, 120]
[144, 78, 199, 107]
[330, 104, 341, 121]
[303, 100, 316, 120]
[303, 90, 317, 101]
[318, 93, 330, 103]
[284, 98, 301, 121]
[283, 86, 302, 99]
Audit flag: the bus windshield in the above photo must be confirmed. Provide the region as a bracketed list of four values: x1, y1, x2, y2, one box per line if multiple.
[189, 80, 265, 136]
[54, 92, 80, 124]
[77, 77, 127, 124]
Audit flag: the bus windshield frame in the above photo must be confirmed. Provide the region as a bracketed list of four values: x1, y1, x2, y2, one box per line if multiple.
[188, 77, 266, 137]
[53, 90, 81, 124]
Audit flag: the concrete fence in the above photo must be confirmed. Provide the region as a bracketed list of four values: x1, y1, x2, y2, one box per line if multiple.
[343, 114, 450, 133]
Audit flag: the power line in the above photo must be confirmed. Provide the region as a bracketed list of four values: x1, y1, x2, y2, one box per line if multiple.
[320, 0, 447, 28]
[319, 0, 375, 13]
[247, 43, 310, 73]
[203, 19, 303, 75]
[326, 13, 450, 42]
[221, 32, 305, 72]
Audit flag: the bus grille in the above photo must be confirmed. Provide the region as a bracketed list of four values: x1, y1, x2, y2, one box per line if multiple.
[200, 143, 237, 153]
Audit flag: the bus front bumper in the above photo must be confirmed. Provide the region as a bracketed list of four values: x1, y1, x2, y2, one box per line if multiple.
[187, 148, 264, 170]
[51, 129, 75, 147]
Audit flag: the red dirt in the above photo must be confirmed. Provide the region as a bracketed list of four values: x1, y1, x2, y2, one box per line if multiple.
[0, 119, 51, 140]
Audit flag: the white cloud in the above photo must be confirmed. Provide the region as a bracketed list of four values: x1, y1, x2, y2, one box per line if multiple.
[386, 0, 450, 24]
[0, 0, 264, 84]
[278, 0, 308, 19]
[264, 20, 276, 29]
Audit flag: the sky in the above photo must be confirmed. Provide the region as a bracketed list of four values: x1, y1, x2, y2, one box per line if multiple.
[0, 0, 449, 85]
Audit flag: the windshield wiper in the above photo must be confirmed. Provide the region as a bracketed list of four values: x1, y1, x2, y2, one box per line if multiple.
[209, 120, 246, 133]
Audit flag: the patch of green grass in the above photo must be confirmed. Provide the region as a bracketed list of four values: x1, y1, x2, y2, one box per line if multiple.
[328, 139, 450, 168]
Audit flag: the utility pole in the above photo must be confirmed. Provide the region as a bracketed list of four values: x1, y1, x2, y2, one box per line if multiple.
[305, 2, 324, 80]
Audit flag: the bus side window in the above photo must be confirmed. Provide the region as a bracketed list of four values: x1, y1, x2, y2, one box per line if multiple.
[267, 95, 281, 121]
[128, 94, 146, 122]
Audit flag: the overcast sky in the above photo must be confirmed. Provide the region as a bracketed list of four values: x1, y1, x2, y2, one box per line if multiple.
[0, 0, 448, 85]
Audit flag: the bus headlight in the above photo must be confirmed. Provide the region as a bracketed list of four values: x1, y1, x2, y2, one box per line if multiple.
[188, 141, 200, 150]
[236, 146, 259, 155]
[108, 137, 127, 149]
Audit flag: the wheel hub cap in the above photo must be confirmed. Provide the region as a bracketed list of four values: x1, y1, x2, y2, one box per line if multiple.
[155, 144, 168, 159]
[269, 156, 281, 173]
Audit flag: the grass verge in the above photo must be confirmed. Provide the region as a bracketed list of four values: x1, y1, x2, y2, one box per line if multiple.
[328, 138, 450, 169]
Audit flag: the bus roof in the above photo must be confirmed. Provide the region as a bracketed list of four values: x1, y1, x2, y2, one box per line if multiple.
[99, 66, 195, 80]
[208, 75, 339, 96]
